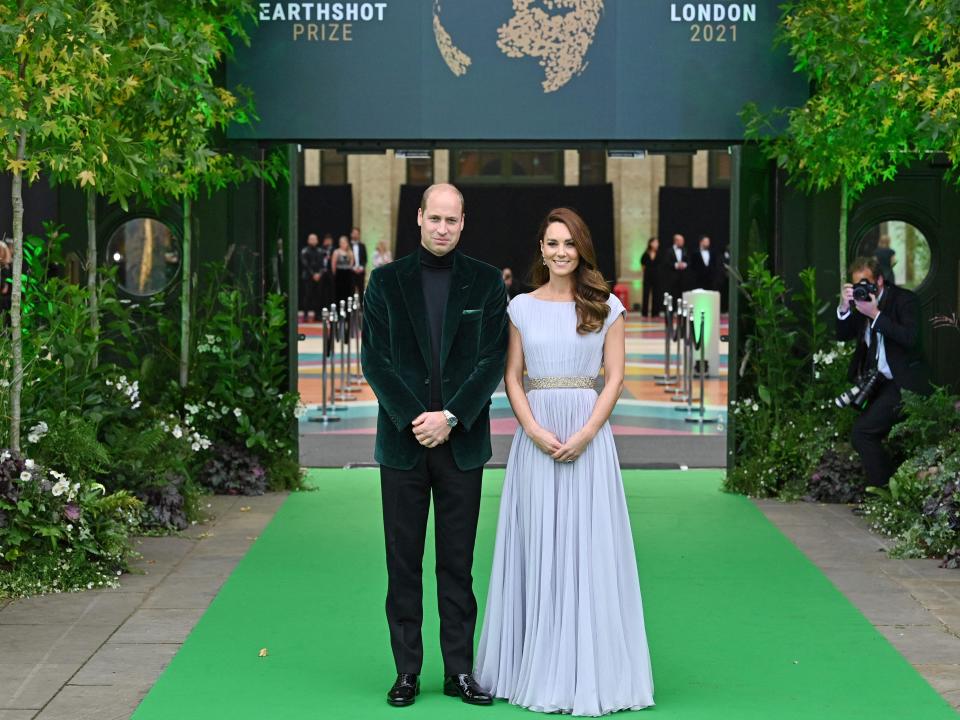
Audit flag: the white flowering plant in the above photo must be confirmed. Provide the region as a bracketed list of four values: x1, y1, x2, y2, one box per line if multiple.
[185, 279, 303, 491]
[726, 256, 859, 498]
[0, 449, 142, 598]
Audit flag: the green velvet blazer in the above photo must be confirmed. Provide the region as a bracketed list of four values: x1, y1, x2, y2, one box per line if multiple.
[361, 250, 509, 471]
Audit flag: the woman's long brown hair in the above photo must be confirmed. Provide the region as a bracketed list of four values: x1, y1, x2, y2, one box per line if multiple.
[528, 207, 610, 334]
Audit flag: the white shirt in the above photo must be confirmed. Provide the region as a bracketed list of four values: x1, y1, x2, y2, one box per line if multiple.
[837, 289, 892, 379]
[700, 249, 710, 266]
[674, 246, 684, 264]
[351, 241, 363, 270]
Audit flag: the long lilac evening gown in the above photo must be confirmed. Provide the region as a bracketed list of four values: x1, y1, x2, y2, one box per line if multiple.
[475, 293, 654, 716]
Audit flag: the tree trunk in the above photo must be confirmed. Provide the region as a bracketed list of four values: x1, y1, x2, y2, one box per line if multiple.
[839, 177, 849, 284]
[86, 187, 99, 368]
[9, 129, 27, 453]
[179, 196, 192, 388]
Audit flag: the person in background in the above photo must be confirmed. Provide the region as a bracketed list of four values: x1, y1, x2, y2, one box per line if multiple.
[299, 233, 325, 321]
[319, 233, 336, 309]
[639, 236, 660, 317]
[333, 235, 356, 305]
[874, 234, 897, 286]
[501, 267, 519, 300]
[837, 256, 927, 488]
[373, 240, 394, 269]
[691, 234, 720, 291]
[351, 226, 368, 298]
[0, 240, 12, 328]
[660, 233, 690, 306]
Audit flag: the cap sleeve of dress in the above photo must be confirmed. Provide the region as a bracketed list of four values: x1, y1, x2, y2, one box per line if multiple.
[507, 293, 525, 331]
[604, 293, 625, 328]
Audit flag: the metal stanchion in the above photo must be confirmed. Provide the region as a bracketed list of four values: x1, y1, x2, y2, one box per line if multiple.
[351, 291, 365, 384]
[341, 297, 360, 392]
[686, 311, 719, 425]
[308, 307, 340, 424]
[335, 300, 355, 401]
[675, 305, 702, 411]
[327, 303, 348, 411]
[654, 293, 677, 385]
[667, 301, 688, 398]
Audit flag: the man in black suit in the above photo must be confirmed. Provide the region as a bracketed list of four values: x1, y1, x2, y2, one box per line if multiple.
[362, 183, 507, 708]
[661, 233, 690, 307]
[691, 234, 720, 291]
[837, 256, 927, 487]
[299, 233, 325, 320]
[350, 226, 368, 299]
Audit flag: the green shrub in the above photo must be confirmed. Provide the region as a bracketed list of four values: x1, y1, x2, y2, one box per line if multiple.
[861, 392, 960, 561]
[726, 254, 858, 498]
[0, 449, 142, 598]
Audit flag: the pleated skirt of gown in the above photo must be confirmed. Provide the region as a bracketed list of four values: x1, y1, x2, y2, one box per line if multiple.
[475, 388, 654, 716]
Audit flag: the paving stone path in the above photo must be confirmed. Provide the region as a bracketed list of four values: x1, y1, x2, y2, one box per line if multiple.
[0, 493, 286, 720]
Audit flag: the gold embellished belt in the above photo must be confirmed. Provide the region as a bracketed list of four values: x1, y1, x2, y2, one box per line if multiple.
[527, 376, 597, 391]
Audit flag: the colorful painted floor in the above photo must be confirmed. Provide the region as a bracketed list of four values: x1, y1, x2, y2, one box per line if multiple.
[298, 313, 729, 466]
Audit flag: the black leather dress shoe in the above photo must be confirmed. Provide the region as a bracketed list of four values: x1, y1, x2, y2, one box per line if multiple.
[443, 673, 493, 705]
[387, 673, 420, 707]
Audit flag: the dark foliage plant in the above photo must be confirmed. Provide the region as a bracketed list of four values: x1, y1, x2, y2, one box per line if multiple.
[806, 444, 868, 504]
[135, 472, 191, 531]
[199, 443, 267, 496]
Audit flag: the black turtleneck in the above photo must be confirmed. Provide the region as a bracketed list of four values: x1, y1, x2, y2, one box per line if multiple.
[420, 244, 456, 410]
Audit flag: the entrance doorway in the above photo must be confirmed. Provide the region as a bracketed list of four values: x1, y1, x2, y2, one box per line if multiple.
[295, 147, 731, 468]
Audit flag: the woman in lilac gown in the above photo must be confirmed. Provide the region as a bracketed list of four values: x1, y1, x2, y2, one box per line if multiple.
[475, 208, 654, 716]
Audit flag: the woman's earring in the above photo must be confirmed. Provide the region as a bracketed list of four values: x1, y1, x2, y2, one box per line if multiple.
[542, 256, 546, 266]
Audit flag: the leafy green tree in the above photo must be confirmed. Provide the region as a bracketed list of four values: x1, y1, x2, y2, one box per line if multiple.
[41, 3, 166, 367]
[0, 0, 283, 449]
[132, 0, 286, 388]
[907, 0, 960, 164]
[0, 0, 122, 451]
[742, 0, 929, 280]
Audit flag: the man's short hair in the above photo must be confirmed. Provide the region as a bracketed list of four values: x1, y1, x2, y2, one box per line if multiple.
[420, 184, 465, 216]
[849, 256, 882, 279]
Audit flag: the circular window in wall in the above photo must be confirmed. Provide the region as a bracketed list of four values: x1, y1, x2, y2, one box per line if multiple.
[106, 218, 180, 297]
[857, 220, 932, 291]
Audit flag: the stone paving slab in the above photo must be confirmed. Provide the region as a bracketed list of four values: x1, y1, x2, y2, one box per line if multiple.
[138, 576, 226, 610]
[0, 591, 144, 626]
[32, 684, 141, 720]
[0, 491, 289, 720]
[109, 608, 206, 645]
[755, 498, 960, 710]
[0, 663, 76, 712]
[0, 711, 39, 720]
[70, 643, 179, 687]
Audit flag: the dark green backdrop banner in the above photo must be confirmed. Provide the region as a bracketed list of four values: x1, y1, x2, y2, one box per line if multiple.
[228, 1, 807, 141]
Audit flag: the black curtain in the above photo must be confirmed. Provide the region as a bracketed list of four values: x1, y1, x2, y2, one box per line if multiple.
[0, 173, 57, 240]
[298, 185, 353, 248]
[657, 187, 730, 256]
[397, 184, 616, 290]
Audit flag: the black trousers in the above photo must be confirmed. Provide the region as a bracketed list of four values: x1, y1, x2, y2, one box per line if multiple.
[641, 273, 659, 317]
[850, 379, 902, 486]
[380, 442, 483, 675]
[302, 277, 323, 315]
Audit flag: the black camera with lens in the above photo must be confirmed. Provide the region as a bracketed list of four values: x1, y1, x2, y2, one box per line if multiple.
[850, 279, 879, 306]
[834, 369, 883, 410]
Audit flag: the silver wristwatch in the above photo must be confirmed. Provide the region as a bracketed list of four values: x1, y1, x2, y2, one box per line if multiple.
[442, 410, 459, 428]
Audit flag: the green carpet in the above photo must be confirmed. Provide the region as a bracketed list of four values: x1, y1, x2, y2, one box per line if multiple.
[132, 470, 956, 719]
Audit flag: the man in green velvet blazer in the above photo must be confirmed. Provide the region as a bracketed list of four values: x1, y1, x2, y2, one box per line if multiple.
[361, 184, 508, 708]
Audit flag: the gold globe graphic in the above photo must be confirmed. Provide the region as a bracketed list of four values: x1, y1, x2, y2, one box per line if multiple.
[433, 0, 605, 93]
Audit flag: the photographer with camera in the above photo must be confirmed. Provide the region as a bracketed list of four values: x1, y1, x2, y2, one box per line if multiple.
[837, 257, 927, 487]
